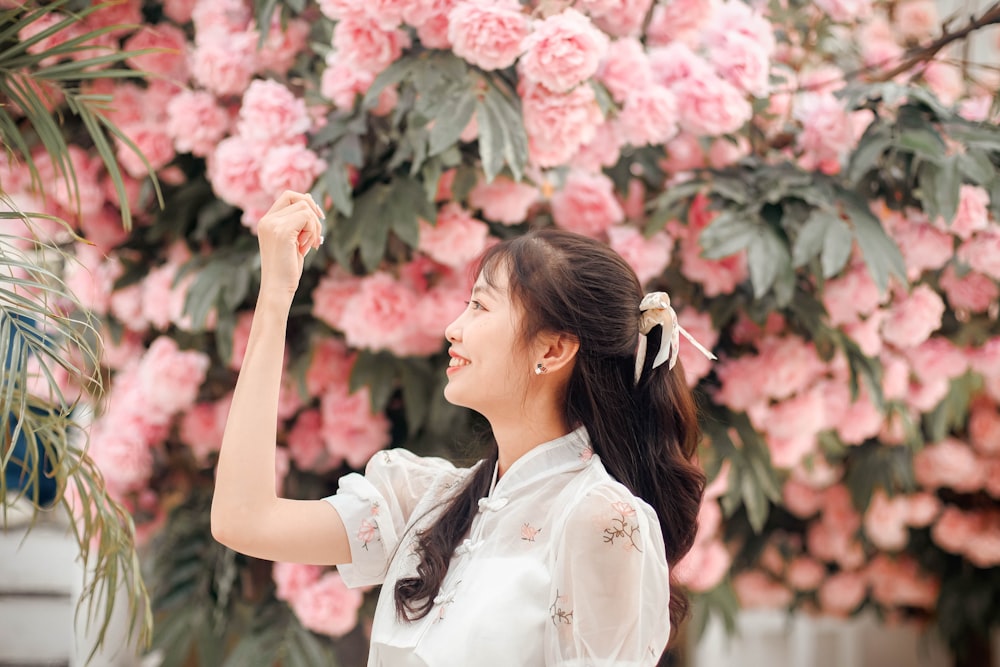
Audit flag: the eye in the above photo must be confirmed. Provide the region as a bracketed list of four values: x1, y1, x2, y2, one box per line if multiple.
[465, 300, 485, 311]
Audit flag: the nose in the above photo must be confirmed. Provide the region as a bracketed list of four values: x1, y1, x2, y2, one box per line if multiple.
[445, 309, 465, 342]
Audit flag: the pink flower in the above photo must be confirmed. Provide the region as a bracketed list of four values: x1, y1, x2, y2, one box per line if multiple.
[704, 0, 776, 56]
[889, 213, 954, 280]
[675, 311, 718, 387]
[611, 500, 636, 517]
[836, 389, 884, 446]
[936, 185, 990, 239]
[321, 58, 389, 111]
[468, 176, 539, 225]
[649, 43, 715, 89]
[673, 539, 731, 591]
[959, 228, 1000, 281]
[939, 265, 999, 313]
[607, 224, 673, 286]
[863, 490, 910, 551]
[880, 285, 945, 349]
[646, 0, 713, 47]
[259, 145, 326, 199]
[88, 421, 154, 497]
[732, 571, 793, 609]
[550, 171, 624, 237]
[319, 385, 391, 468]
[894, 0, 938, 39]
[661, 133, 706, 174]
[913, 438, 986, 493]
[618, 86, 679, 147]
[403, 0, 458, 28]
[818, 572, 866, 616]
[208, 136, 269, 215]
[416, 12, 452, 48]
[237, 79, 311, 148]
[822, 264, 884, 325]
[866, 555, 939, 609]
[413, 285, 467, 354]
[520, 523, 541, 542]
[257, 17, 311, 74]
[358, 517, 378, 544]
[138, 337, 211, 419]
[116, 123, 175, 177]
[931, 506, 975, 555]
[312, 267, 366, 332]
[418, 203, 490, 269]
[673, 72, 752, 137]
[190, 31, 258, 97]
[306, 337, 355, 396]
[786, 557, 826, 591]
[572, 120, 624, 172]
[520, 9, 608, 93]
[904, 337, 968, 385]
[179, 395, 231, 464]
[337, 272, 418, 354]
[167, 90, 230, 157]
[18, 13, 81, 66]
[521, 81, 604, 168]
[447, 0, 528, 71]
[597, 38, 653, 104]
[969, 400, 1000, 456]
[815, 0, 873, 22]
[289, 572, 363, 638]
[123, 25, 189, 82]
[333, 16, 410, 73]
[287, 409, 336, 471]
[794, 92, 855, 173]
[273, 562, 324, 602]
[707, 32, 771, 97]
[163, 0, 197, 23]
[904, 492, 941, 527]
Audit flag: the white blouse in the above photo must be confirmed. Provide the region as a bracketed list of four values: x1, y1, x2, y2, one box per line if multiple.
[324, 427, 671, 666]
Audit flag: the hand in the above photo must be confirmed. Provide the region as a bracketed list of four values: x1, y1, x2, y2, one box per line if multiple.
[256, 190, 325, 303]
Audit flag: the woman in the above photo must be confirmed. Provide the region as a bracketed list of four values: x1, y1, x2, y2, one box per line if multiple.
[211, 191, 711, 666]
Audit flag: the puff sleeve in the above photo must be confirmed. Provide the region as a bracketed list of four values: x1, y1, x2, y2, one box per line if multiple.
[545, 485, 671, 666]
[323, 449, 457, 588]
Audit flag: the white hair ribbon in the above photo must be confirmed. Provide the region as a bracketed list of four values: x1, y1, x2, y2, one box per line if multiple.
[634, 291, 717, 384]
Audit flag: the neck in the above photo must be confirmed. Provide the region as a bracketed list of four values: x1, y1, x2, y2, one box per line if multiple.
[490, 400, 571, 476]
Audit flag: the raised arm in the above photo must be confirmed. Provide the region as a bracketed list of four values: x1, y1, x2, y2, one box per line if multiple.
[210, 191, 350, 565]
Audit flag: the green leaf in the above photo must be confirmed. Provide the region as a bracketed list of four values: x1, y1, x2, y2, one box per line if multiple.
[427, 85, 477, 157]
[747, 227, 789, 299]
[399, 359, 434, 435]
[698, 212, 758, 260]
[934, 155, 961, 224]
[363, 56, 420, 109]
[957, 150, 995, 186]
[846, 123, 892, 184]
[319, 159, 353, 218]
[350, 351, 399, 413]
[897, 126, 946, 163]
[820, 214, 853, 278]
[476, 82, 529, 182]
[842, 192, 906, 294]
[792, 211, 831, 267]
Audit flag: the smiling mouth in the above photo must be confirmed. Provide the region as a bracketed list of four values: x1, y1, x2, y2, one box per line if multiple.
[448, 357, 470, 368]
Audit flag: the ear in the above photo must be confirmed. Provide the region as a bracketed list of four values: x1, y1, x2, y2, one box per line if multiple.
[536, 331, 580, 375]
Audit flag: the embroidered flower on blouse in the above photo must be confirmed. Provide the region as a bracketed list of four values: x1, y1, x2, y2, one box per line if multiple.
[605, 501, 642, 552]
[520, 523, 541, 542]
[579, 447, 594, 462]
[358, 518, 378, 549]
[370, 500, 380, 516]
[549, 590, 574, 626]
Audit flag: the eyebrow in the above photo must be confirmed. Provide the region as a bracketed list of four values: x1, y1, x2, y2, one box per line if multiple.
[471, 284, 497, 298]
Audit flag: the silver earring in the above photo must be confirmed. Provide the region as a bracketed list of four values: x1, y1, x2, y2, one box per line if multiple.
[535, 363, 547, 375]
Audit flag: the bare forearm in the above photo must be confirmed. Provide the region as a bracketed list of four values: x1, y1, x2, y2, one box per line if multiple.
[212, 295, 291, 526]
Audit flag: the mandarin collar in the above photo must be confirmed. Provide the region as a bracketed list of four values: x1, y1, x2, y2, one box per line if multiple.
[485, 426, 593, 500]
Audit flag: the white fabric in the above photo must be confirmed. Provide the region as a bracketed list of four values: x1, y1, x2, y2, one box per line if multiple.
[323, 427, 671, 667]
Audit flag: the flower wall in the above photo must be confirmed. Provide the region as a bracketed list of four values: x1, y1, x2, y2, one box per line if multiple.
[4, 0, 1000, 663]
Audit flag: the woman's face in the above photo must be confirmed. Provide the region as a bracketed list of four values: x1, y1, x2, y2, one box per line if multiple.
[442, 267, 534, 417]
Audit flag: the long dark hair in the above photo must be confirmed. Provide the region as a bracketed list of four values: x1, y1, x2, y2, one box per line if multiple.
[394, 229, 706, 641]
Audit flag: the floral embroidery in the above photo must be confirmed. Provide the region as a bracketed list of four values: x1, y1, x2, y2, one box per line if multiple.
[520, 523, 541, 542]
[549, 590, 573, 626]
[434, 581, 461, 622]
[358, 501, 382, 550]
[604, 501, 642, 552]
[579, 447, 593, 462]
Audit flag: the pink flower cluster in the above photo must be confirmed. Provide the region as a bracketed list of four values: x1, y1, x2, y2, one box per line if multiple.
[272, 563, 363, 637]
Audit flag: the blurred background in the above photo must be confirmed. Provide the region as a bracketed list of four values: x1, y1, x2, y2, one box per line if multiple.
[2, 0, 999, 665]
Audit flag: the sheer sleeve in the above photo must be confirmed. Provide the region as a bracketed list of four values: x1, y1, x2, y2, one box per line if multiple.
[323, 449, 457, 588]
[545, 484, 671, 666]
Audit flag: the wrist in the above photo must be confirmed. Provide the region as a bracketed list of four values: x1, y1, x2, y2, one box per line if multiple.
[256, 287, 295, 313]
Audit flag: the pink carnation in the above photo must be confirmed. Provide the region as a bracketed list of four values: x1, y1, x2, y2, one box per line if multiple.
[208, 136, 269, 215]
[649, 43, 715, 88]
[969, 401, 1000, 457]
[273, 562, 323, 602]
[289, 572, 363, 637]
[468, 176, 539, 225]
[864, 490, 910, 551]
[815, 0, 873, 22]
[116, 123, 175, 178]
[673, 73, 752, 137]
[913, 438, 986, 493]
[306, 337, 355, 396]
[936, 185, 990, 239]
[520, 9, 608, 93]
[704, 0, 776, 56]
[337, 272, 419, 353]
[88, 421, 154, 497]
[673, 539, 730, 592]
[818, 572, 866, 616]
[618, 86, 679, 147]
[312, 268, 366, 332]
[732, 571, 793, 609]
[646, 0, 713, 47]
[889, 213, 954, 280]
[167, 90, 230, 157]
[259, 145, 326, 199]
[588, 0, 652, 38]
[904, 336, 968, 386]
[597, 38, 653, 104]
[958, 228, 1000, 281]
[238, 79, 311, 148]
[189, 31, 258, 97]
[822, 264, 884, 325]
[257, 18, 311, 74]
[322, 58, 375, 110]
[794, 92, 855, 173]
[787, 557, 826, 591]
[287, 409, 337, 472]
[418, 203, 490, 269]
[550, 171, 624, 237]
[866, 555, 939, 609]
[607, 224, 673, 285]
[880, 285, 945, 349]
[676, 310, 718, 387]
[521, 81, 604, 168]
[894, 0, 938, 40]
[333, 15, 410, 73]
[939, 264, 999, 313]
[447, 0, 528, 71]
[138, 337, 211, 419]
[123, 25, 190, 82]
[179, 396, 231, 463]
[572, 120, 624, 172]
[163, 0, 197, 23]
[320, 385, 391, 468]
[707, 32, 771, 97]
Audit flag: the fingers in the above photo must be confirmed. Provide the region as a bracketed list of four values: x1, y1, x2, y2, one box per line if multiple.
[266, 190, 326, 225]
[264, 193, 325, 252]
